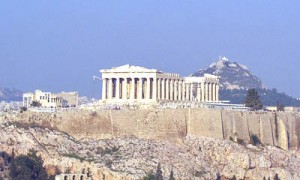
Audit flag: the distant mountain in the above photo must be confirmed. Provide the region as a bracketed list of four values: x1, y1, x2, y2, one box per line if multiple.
[0, 88, 23, 102]
[220, 88, 300, 106]
[192, 56, 263, 90]
[191, 56, 300, 106]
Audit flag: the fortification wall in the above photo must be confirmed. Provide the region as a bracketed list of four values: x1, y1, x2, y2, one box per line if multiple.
[188, 109, 223, 139]
[2, 108, 300, 150]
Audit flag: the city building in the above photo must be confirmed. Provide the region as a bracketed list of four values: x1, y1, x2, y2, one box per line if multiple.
[100, 64, 220, 105]
[23, 90, 78, 108]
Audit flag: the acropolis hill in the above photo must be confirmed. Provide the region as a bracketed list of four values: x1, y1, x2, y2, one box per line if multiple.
[1, 64, 300, 180]
[1, 108, 300, 179]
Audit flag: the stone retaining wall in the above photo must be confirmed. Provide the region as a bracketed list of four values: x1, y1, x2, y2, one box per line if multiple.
[2, 109, 300, 150]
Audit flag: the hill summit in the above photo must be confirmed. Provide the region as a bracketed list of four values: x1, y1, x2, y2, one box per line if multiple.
[191, 56, 263, 90]
[191, 56, 300, 106]
[0, 87, 22, 102]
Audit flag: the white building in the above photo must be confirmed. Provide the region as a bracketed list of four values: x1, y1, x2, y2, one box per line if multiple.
[23, 90, 78, 108]
[100, 64, 220, 105]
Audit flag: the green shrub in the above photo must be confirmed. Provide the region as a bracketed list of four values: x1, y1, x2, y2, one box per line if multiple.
[237, 138, 245, 145]
[143, 172, 156, 180]
[250, 134, 261, 146]
[274, 173, 280, 180]
[10, 149, 49, 180]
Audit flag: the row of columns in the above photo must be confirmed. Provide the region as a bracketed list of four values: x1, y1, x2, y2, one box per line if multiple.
[156, 79, 219, 102]
[102, 77, 157, 100]
[102, 77, 219, 102]
[156, 78, 184, 101]
[185, 82, 219, 102]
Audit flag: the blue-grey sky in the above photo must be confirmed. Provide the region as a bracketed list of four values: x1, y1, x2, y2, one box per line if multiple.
[1, 0, 299, 98]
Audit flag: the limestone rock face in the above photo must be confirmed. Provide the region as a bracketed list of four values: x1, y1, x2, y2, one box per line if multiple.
[1, 119, 300, 180]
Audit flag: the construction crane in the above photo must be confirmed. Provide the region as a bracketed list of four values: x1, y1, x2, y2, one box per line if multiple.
[92, 76, 102, 81]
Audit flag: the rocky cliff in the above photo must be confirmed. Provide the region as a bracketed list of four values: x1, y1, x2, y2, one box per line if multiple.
[1, 109, 300, 179]
[1, 121, 300, 179]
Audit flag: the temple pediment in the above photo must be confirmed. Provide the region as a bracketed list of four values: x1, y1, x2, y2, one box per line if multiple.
[100, 64, 159, 73]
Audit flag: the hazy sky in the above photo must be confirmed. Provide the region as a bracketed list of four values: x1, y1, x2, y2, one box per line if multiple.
[1, 1, 300, 98]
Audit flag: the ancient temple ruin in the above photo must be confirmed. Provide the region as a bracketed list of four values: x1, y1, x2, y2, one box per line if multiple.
[100, 64, 220, 105]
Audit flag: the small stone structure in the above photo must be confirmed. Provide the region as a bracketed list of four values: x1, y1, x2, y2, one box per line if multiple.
[55, 173, 91, 180]
[100, 64, 220, 105]
[23, 90, 78, 108]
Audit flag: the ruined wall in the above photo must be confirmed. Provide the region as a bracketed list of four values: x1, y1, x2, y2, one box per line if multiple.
[2, 108, 300, 150]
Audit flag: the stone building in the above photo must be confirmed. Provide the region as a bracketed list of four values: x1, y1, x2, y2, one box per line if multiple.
[23, 90, 78, 108]
[100, 65, 219, 105]
[55, 173, 91, 180]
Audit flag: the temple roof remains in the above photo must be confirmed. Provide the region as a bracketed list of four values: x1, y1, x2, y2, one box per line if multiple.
[100, 64, 159, 73]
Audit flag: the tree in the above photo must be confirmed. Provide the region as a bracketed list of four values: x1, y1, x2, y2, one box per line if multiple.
[216, 172, 221, 180]
[244, 88, 263, 110]
[143, 163, 163, 180]
[20, 107, 28, 113]
[169, 169, 175, 180]
[250, 134, 261, 146]
[156, 163, 163, 180]
[274, 174, 280, 180]
[276, 102, 285, 111]
[143, 172, 156, 180]
[31, 101, 42, 107]
[87, 167, 92, 178]
[9, 149, 49, 180]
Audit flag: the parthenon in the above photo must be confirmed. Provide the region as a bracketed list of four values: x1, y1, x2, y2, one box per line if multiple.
[100, 65, 219, 105]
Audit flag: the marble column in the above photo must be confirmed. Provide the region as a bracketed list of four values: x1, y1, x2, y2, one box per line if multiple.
[122, 78, 127, 99]
[116, 78, 120, 99]
[102, 78, 107, 100]
[157, 78, 160, 100]
[108, 78, 113, 99]
[190, 83, 193, 101]
[212, 83, 216, 102]
[216, 84, 219, 102]
[138, 78, 143, 99]
[178, 80, 182, 101]
[201, 82, 205, 102]
[209, 83, 213, 101]
[197, 83, 201, 102]
[162, 79, 165, 100]
[186, 83, 190, 101]
[182, 81, 186, 101]
[147, 78, 151, 99]
[130, 78, 135, 99]
[205, 83, 209, 102]
[170, 79, 174, 100]
[166, 79, 170, 100]
[174, 80, 178, 100]
[153, 78, 157, 100]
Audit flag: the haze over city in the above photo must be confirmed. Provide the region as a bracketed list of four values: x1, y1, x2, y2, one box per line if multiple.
[1, 0, 299, 98]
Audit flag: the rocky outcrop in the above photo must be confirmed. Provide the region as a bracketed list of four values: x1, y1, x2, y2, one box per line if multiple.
[1, 109, 300, 179]
[191, 56, 263, 90]
[0, 120, 300, 179]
